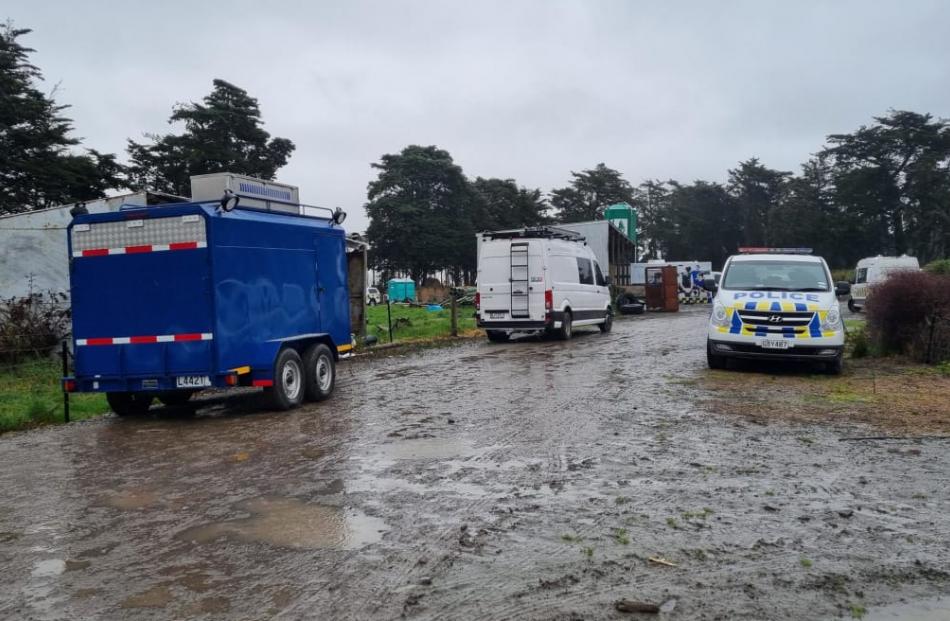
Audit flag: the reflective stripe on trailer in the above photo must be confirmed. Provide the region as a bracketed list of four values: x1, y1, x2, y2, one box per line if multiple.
[76, 333, 213, 346]
[72, 241, 207, 258]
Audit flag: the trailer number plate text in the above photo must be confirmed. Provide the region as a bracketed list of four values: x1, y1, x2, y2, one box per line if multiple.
[176, 375, 211, 388]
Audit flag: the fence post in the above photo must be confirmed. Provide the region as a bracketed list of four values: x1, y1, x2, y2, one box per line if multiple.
[61, 340, 70, 423]
[451, 290, 458, 337]
[387, 300, 394, 343]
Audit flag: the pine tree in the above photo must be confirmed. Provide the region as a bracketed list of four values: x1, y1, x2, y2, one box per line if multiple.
[0, 25, 122, 214]
[126, 79, 295, 196]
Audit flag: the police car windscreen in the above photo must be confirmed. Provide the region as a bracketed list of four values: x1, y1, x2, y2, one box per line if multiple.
[723, 261, 829, 291]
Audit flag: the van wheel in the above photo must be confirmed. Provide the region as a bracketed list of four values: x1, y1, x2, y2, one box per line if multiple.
[706, 343, 727, 370]
[486, 330, 509, 343]
[847, 299, 860, 313]
[599, 309, 613, 333]
[264, 348, 305, 410]
[303, 343, 335, 401]
[158, 391, 195, 407]
[107, 392, 153, 417]
[557, 311, 573, 340]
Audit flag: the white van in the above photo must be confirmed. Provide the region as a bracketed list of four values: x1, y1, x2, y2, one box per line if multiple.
[476, 227, 613, 342]
[848, 255, 920, 312]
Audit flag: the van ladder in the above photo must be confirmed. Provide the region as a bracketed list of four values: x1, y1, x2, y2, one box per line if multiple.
[510, 243, 530, 318]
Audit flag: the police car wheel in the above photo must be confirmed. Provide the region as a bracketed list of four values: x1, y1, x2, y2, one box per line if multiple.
[107, 392, 154, 417]
[599, 309, 613, 333]
[706, 343, 727, 370]
[826, 354, 843, 375]
[303, 343, 335, 402]
[265, 348, 305, 410]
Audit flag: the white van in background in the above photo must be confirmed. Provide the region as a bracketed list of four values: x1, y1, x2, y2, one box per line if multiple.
[476, 227, 612, 342]
[848, 255, 920, 312]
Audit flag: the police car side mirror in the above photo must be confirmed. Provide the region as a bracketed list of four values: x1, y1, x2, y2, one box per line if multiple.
[702, 279, 718, 293]
[835, 281, 851, 296]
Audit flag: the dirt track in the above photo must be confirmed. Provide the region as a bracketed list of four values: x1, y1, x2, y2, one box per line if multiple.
[2, 308, 949, 620]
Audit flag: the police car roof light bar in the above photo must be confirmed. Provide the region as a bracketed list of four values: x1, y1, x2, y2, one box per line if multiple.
[737, 247, 813, 255]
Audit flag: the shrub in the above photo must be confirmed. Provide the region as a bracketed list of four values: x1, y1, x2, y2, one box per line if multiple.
[865, 271, 950, 361]
[831, 268, 854, 283]
[924, 259, 950, 276]
[0, 292, 70, 364]
[848, 326, 870, 358]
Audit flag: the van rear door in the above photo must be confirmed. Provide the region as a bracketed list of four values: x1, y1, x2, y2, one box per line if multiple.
[478, 239, 546, 322]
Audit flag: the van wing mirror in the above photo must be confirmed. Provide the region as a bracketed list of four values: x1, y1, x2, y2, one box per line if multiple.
[702, 279, 718, 292]
[603, 276, 612, 286]
[835, 281, 851, 296]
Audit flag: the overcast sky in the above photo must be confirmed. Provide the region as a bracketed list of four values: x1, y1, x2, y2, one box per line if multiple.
[7, 1, 950, 232]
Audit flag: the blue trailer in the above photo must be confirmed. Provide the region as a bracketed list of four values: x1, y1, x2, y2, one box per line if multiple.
[63, 196, 352, 415]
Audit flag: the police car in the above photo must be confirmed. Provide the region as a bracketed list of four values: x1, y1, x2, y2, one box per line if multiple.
[703, 248, 851, 374]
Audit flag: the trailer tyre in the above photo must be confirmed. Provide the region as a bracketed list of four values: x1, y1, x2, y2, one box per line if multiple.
[107, 392, 154, 417]
[303, 343, 336, 402]
[158, 391, 195, 407]
[265, 348, 305, 411]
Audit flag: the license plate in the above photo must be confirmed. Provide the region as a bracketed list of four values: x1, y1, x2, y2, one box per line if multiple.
[758, 339, 791, 350]
[176, 375, 211, 388]
[489, 312, 505, 319]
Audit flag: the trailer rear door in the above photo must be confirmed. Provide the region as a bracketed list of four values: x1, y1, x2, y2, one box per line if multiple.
[69, 212, 215, 381]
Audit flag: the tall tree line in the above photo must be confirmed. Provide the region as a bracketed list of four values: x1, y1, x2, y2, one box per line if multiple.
[367, 110, 950, 281]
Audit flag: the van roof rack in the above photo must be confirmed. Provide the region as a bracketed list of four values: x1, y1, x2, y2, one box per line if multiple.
[483, 226, 586, 242]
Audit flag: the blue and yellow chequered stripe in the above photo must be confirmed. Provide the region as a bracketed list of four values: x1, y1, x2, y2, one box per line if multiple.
[716, 303, 836, 338]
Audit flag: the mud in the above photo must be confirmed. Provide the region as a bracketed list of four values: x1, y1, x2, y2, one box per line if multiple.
[1, 308, 949, 619]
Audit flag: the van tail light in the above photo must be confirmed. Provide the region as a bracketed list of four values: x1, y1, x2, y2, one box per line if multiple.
[545, 289, 553, 312]
[475, 292, 480, 311]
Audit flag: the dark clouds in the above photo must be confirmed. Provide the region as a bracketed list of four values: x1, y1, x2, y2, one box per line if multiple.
[7, 1, 950, 231]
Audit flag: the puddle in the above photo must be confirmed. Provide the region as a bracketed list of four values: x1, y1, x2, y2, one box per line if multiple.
[120, 585, 174, 609]
[176, 496, 387, 550]
[31, 559, 66, 578]
[101, 489, 159, 510]
[864, 598, 950, 620]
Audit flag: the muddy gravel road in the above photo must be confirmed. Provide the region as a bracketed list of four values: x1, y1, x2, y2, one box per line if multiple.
[2, 308, 949, 620]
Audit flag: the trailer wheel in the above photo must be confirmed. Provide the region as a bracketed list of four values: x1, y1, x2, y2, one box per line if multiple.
[265, 348, 305, 410]
[556, 311, 573, 340]
[107, 392, 154, 417]
[157, 391, 195, 407]
[598, 309, 613, 333]
[303, 343, 336, 402]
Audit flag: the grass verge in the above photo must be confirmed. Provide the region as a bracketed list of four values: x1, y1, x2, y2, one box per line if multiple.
[366, 303, 477, 342]
[0, 358, 109, 434]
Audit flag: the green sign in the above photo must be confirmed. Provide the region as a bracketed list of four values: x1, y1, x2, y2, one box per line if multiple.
[604, 203, 637, 246]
